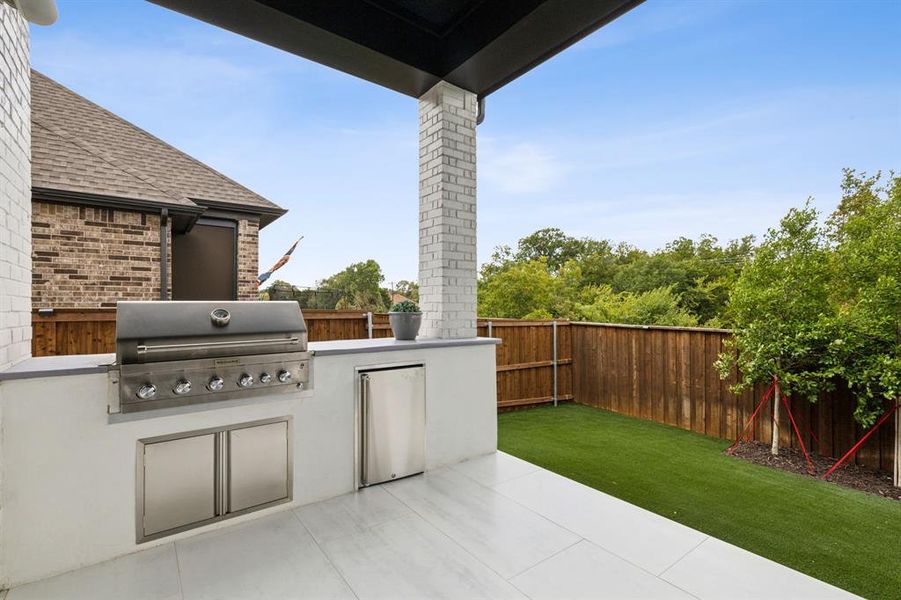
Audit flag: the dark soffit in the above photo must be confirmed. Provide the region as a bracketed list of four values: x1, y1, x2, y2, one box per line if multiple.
[149, 0, 644, 98]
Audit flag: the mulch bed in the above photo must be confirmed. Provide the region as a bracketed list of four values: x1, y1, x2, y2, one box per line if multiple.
[728, 441, 900, 501]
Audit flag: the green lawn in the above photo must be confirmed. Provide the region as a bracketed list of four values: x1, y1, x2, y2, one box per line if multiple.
[498, 404, 900, 600]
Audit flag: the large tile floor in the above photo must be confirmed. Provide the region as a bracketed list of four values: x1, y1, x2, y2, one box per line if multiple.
[6, 452, 856, 600]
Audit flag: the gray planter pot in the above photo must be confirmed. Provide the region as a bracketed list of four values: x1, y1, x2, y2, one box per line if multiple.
[389, 312, 422, 341]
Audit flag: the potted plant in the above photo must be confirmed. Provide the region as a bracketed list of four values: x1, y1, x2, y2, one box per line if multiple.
[388, 300, 422, 340]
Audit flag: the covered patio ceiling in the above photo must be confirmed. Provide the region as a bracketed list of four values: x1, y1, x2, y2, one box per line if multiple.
[149, 0, 644, 98]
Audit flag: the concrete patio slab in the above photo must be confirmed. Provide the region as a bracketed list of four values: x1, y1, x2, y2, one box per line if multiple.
[6, 452, 857, 600]
[493, 466, 708, 575]
[385, 468, 580, 578]
[510, 539, 693, 599]
[660, 537, 855, 600]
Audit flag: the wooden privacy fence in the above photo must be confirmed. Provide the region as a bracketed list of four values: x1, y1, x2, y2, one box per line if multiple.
[477, 319, 572, 410]
[31, 309, 570, 409]
[30, 309, 894, 471]
[571, 322, 896, 473]
[31, 308, 394, 355]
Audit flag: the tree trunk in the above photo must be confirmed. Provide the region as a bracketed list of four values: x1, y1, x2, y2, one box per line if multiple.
[771, 383, 781, 456]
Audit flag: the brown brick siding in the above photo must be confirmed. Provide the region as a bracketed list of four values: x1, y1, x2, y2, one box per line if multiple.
[237, 218, 260, 301]
[32, 201, 261, 307]
[32, 201, 168, 308]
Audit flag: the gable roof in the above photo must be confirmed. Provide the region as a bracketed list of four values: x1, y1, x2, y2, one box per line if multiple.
[30, 70, 286, 227]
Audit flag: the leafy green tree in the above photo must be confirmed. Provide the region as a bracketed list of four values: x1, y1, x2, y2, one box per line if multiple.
[265, 279, 296, 301]
[393, 280, 419, 302]
[574, 285, 698, 326]
[825, 170, 901, 427]
[318, 259, 389, 311]
[716, 202, 833, 454]
[612, 235, 753, 325]
[515, 227, 610, 272]
[478, 258, 562, 318]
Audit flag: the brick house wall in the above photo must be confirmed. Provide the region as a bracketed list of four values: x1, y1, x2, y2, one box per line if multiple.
[31, 201, 169, 308]
[237, 218, 260, 301]
[31, 201, 260, 307]
[0, 2, 32, 370]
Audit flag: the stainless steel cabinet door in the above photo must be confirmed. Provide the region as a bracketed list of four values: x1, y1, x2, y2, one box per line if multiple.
[228, 421, 290, 512]
[142, 434, 216, 537]
[362, 366, 425, 486]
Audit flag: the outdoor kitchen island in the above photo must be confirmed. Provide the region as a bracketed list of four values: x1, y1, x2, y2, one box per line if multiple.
[0, 334, 500, 589]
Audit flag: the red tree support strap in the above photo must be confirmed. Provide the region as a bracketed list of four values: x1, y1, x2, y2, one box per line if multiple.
[727, 378, 778, 453]
[781, 392, 814, 474]
[822, 403, 899, 480]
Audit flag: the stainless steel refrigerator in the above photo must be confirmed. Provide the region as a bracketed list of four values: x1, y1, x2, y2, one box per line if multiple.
[359, 365, 425, 486]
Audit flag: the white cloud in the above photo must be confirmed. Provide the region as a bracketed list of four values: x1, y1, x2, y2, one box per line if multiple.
[480, 142, 567, 194]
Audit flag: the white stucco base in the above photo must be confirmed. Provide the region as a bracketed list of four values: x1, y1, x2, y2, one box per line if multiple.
[0, 342, 497, 588]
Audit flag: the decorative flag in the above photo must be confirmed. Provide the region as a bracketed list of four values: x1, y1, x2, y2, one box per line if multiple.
[258, 236, 302, 286]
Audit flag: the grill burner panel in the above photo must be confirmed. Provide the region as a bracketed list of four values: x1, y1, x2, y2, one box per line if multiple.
[118, 352, 310, 413]
[112, 301, 310, 414]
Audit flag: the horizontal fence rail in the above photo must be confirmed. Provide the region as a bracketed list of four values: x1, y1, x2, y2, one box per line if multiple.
[30, 310, 893, 472]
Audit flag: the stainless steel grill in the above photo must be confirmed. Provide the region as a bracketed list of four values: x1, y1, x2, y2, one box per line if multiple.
[111, 301, 310, 413]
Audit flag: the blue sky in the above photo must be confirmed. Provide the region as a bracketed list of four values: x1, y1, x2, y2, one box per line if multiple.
[31, 0, 900, 288]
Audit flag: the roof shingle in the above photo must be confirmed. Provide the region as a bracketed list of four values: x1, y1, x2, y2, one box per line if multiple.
[30, 70, 284, 221]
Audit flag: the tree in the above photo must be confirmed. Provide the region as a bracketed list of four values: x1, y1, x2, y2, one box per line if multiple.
[394, 280, 419, 302]
[477, 258, 562, 318]
[514, 227, 606, 271]
[478, 227, 753, 325]
[825, 170, 900, 428]
[612, 235, 753, 325]
[318, 259, 390, 312]
[716, 202, 833, 455]
[573, 285, 698, 327]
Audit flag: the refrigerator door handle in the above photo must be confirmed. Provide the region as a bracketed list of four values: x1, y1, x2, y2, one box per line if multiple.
[360, 373, 370, 486]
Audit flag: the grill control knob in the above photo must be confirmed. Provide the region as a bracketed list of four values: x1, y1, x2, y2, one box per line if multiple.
[173, 379, 192, 395]
[238, 373, 255, 388]
[259, 372, 272, 384]
[207, 376, 225, 391]
[136, 383, 156, 400]
[277, 370, 292, 383]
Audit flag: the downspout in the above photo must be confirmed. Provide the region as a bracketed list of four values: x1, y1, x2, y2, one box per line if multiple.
[159, 208, 169, 300]
[476, 96, 486, 125]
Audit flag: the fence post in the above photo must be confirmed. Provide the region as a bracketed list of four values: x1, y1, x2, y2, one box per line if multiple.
[552, 320, 558, 407]
[366, 312, 373, 339]
[892, 410, 901, 487]
[487, 320, 493, 338]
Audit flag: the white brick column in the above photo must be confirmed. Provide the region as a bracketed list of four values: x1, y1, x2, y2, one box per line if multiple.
[0, 2, 32, 371]
[418, 81, 477, 339]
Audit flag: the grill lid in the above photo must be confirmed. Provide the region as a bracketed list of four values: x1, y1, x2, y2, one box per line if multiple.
[116, 301, 307, 364]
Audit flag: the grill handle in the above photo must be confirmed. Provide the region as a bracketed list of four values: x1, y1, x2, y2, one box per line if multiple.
[136, 337, 300, 355]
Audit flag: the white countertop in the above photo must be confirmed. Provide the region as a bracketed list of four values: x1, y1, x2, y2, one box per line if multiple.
[0, 353, 115, 381]
[0, 338, 501, 381]
[309, 337, 500, 356]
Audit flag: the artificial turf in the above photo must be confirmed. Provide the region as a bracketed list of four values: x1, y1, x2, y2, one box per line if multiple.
[498, 403, 900, 600]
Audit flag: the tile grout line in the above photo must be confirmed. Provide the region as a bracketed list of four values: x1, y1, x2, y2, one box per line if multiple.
[479, 463, 709, 591]
[171, 542, 186, 600]
[380, 481, 530, 590]
[657, 535, 710, 578]
[505, 537, 585, 581]
[289, 508, 361, 600]
[446, 462, 592, 548]
[448, 459, 540, 489]
[390, 471, 697, 600]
